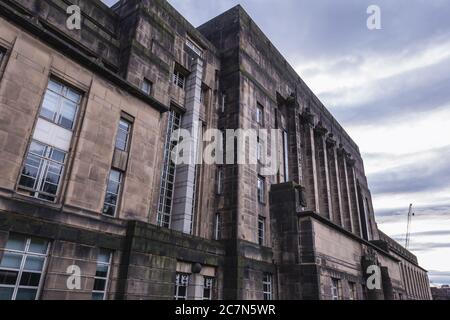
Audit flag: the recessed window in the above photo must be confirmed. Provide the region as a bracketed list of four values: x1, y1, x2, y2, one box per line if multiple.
[172, 68, 187, 90]
[203, 277, 215, 300]
[185, 38, 203, 58]
[257, 175, 265, 204]
[258, 216, 266, 246]
[0, 233, 50, 300]
[141, 79, 152, 95]
[256, 103, 264, 125]
[331, 278, 341, 300]
[0, 48, 6, 66]
[257, 137, 262, 162]
[282, 130, 289, 182]
[102, 169, 123, 217]
[18, 140, 66, 202]
[217, 168, 224, 195]
[214, 213, 222, 240]
[174, 273, 190, 300]
[349, 282, 357, 300]
[115, 118, 132, 152]
[263, 273, 273, 300]
[91, 249, 112, 300]
[40, 79, 82, 131]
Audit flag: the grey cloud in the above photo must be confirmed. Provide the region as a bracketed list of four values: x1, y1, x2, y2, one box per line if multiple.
[392, 230, 450, 242]
[409, 242, 450, 252]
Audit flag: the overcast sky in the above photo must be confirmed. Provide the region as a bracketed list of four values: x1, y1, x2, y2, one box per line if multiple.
[103, 0, 450, 286]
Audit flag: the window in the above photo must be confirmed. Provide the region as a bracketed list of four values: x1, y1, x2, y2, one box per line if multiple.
[0, 48, 5, 66]
[217, 168, 224, 195]
[282, 130, 289, 182]
[258, 216, 266, 246]
[174, 273, 190, 300]
[256, 104, 264, 125]
[40, 79, 82, 130]
[203, 277, 214, 300]
[331, 278, 341, 300]
[157, 110, 182, 228]
[102, 169, 123, 217]
[263, 273, 273, 300]
[214, 213, 222, 240]
[141, 79, 152, 95]
[172, 69, 186, 90]
[115, 118, 132, 151]
[92, 249, 112, 300]
[257, 176, 265, 204]
[349, 282, 357, 300]
[18, 140, 66, 202]
[0, 233, 49, 300]
[257, 137, 262, 162]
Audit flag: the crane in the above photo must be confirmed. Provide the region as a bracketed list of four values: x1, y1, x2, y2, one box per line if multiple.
[405, 204, 415, 249]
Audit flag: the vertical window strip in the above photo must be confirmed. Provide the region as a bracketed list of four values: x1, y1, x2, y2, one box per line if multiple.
[283, 130, 289, 182]
[0, 234, 50, 300]
[157, 111, 182, 228]
[92, 249, 112, 300]
[331, 278, 341, 300]
[172, 71, 186, 89]
[258, 216, 265, 246]
[214, 213, 222, 240]
[115, 118, 132, 151]
[141, 79, 152, 95]
[257, 176, 265, 204]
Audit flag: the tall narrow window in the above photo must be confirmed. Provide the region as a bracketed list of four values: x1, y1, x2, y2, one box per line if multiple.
[349, 282, 357, 300]
[172, 68, 186, 90]
[18, 141, 66, 202]
[18, 78, 81, 202]
[174, 273, 190, 300]
[214, 213, 222, 240]
[203, 277, 215, 300]
[217, 168, 224, 195]
[331, 278, 341, 300]
[115, 118, 132, 152]
[0, 233, 49, 300]
[257, 176, 265, 204]
[141, 79, 152, 95]
[282, 130, 289, 182]
[92, 249, 112, 300]
[0, 48, 6, 66]
[256, 103, 264, 125]
[157, 111, 182, 228]
[257, 137, 262, 162]
[102, 169, 122, 217]
[258, 216, 266, 246]
[263, 273, 273, 300]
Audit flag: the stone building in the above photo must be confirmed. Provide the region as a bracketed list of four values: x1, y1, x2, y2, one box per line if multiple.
[0, 0, 431, 300]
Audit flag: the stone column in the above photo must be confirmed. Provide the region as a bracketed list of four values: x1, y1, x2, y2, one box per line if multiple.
[327, 135, 344, 227]
[347, 159, 363, 237]
[172, 58, 203, 234]
[314, 124, 332, 220]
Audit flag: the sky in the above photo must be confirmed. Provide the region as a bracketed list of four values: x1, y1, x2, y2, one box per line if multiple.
[102, 0, 450, 286]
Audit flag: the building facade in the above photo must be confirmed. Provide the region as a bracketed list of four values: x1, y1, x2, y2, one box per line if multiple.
[0, 0, 431, 300]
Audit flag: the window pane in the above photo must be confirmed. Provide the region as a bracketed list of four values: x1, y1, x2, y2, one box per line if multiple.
[19, 272, 41, 287]
[95, 264, 108, 278]
[97, 250, 111, 264]
[29, 141, 46, 157]
[109, 170, 121, 183]
[40, 91, 59, 121]
[24, 256, 45, 271]
[93, 278, 106, 291]
[15, 288, 37, 300]
[47, 79, 63, 94]
[0, 270, 18, 285]
[59, 100, 77, 129]
[0, 253, 23, 269]
[0, 287, 14, 300]
[92, 292, 104, 300]
[5, 234, 27, 251]
[66, 88, 81, 103]
[102, 204, 116, 216]
[50, 150, 66, 164]
[28, 238, 48, 254]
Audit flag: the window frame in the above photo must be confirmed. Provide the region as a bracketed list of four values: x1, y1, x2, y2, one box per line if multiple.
[348, 281, 357, 300]
[217, 168, 224, 195]
[257, 175, 266, 204]
[203, 276, 215, 300]
[115, 118, 133, 152]
[18, 140, 67, 203]
[258, 216, 266, 246]
[263, 273, 273, 300]
[331, 278, 341, 300]
[0, 234, 50, 301]
[91, 249, 112, 300]
[256, 103, 264, 125]
[172, 69, 187, 90]
[214, 213, 222, 240]
[102, 169, 123, 217]
[141, 78, 152, 95]
[174, 273, 190, 300]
